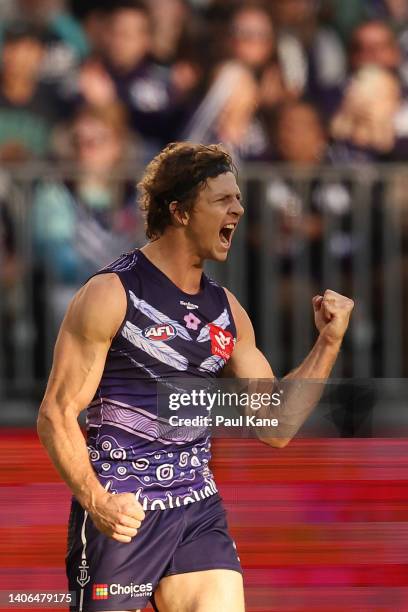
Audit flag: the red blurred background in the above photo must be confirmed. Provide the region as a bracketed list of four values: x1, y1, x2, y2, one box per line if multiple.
[2, 431, 408, 612]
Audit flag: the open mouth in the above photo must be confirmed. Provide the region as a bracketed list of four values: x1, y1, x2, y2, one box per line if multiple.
[219, 223, 236, 248]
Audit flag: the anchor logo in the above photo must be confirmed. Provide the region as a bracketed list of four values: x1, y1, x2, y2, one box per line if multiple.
[77, 559, 91, 587]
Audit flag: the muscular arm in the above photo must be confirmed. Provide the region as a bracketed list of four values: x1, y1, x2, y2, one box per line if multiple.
[37, 274, 144, 542]
[223, 289, 353, 447]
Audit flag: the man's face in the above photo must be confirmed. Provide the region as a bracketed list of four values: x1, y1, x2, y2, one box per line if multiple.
[277, 104, 326, 164]
[72, 116, 122, 172]
[2, 38, 44, 79]
[231, 8, 275, 69]
[106, 9, 151, 71]
[351, 23, 401, 71]
[184, 172, 244, 262]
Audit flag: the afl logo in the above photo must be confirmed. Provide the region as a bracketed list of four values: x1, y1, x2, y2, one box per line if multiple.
[143, 324, 177, 342]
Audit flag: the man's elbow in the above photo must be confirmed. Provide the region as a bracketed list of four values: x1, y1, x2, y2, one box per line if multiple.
[37, 402, 55, 441]
[37, 400, 68, 440]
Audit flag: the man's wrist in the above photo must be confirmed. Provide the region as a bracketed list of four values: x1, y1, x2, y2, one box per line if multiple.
[77, 481, 108, 513]
[317, 329, 343, 351]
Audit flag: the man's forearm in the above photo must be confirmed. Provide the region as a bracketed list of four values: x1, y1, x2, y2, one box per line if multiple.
[255, 332, 342, 445]
[284, 331, 342, 381]
[37, 405, 107, 512]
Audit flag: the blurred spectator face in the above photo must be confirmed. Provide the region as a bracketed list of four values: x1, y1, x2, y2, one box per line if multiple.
[2, 37, 44, 80]
[384, 0, 408, 20]
[81, 9, 110, 55]
[276, 102, 326, 163]
[273, 0, 317, 27]
[72, 110, 125, 172]
[351, 22, 401, 71]
[231, 7, 275, 69]
[105, 8, 151, 71]
[331, 66, 401, 151]
[147, 0, 188, 63]
[147, 0, 186, 27]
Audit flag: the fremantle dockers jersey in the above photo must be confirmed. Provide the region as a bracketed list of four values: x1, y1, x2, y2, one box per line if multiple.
[86, 249, 237, 510]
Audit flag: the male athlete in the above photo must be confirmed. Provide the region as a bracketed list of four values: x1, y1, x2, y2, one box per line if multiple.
[37, 142, 354, 612]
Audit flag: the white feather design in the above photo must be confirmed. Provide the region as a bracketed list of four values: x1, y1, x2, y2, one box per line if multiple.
[197, 308, 230, 343]
[198, 354, 225, 373]
[129, 291, 192, 341]
[122, 321, 188, 371]
[105, 252, 138, 272]
[116, 348, 190, 393]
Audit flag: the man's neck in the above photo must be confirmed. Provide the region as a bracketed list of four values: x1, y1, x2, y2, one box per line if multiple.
[141, 236, 203, 295]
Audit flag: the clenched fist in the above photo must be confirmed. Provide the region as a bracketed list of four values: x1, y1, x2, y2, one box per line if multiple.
[89, 491, 145, 543]
[313, 290, 354, 345]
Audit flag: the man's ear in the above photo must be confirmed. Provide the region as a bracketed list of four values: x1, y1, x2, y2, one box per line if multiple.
[169, 201, 189, 226]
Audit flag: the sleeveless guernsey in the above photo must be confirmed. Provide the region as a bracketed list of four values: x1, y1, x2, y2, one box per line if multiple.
[86, 249, 236, 510]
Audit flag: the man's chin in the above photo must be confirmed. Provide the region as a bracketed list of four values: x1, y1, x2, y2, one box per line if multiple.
[210, 249, 229, 262]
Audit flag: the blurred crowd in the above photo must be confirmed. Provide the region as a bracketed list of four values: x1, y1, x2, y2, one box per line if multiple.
[0, 0, 405, 164]
[1, 0, 408, 382]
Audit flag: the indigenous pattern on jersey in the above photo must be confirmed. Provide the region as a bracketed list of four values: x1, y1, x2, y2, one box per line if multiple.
[86, 249, 236, 510]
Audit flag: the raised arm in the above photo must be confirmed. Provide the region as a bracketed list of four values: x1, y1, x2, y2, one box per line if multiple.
[37, 273, 145, 542]
[224, 288, 354, 446]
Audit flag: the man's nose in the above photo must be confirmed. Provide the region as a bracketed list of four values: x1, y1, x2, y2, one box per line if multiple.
[231, 197, 244, 216]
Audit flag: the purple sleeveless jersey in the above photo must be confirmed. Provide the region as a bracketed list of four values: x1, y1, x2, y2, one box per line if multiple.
[86, 249, 236, 510]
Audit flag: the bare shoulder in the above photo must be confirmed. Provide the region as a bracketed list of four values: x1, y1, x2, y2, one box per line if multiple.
[222, 286, 273, 378]
[223, 286, 254, 342]
[64, 273, 127, 342]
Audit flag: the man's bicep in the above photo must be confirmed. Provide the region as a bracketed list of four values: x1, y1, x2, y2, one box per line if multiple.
[41, 274, 126, 416]
[226, 338, 274, 378]
[224, 288, 274, 379]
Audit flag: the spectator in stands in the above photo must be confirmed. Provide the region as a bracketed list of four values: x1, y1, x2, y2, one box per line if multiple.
[0, 22, 64, 160]
[77, 0, 182, 156]
[181, 4, 282, 160]
[349, 19, 408, 91]
[228, 3, 289, 111]
[272, 0, 347, 118]
[265, 101, 328, 264]
[182, 61, 262, 161]
[265, 100, 366, 285]
[271, 100, 327, 164]
[145, 0, 208, 120]
[329, 65, 408, 161]
[33, 103, 143, 297]
[350, 20, 401, 72]
[13, 0, 89, 84]
[69, 0, 113, 56]
[262, 100, 360, 372]
[146, 0, 191, 66]
[383, 0, 408, 92]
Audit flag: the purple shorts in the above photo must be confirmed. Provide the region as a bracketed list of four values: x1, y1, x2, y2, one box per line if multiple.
[66, 493, 242, 611]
